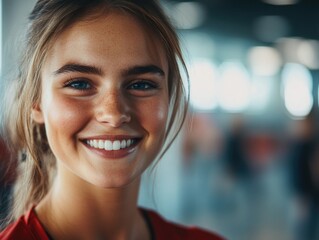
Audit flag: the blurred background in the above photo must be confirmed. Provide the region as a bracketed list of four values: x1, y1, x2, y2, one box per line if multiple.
[1, 0, 319, 240]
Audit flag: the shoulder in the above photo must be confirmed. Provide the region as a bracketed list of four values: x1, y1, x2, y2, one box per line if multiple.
[0, 207, 49, 240]
[143, 208, 225, 240]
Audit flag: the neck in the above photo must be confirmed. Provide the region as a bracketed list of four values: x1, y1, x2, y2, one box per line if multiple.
[36, 167, 149, 240]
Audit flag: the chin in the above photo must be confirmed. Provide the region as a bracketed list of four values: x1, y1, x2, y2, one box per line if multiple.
[84, 171, 140, 189]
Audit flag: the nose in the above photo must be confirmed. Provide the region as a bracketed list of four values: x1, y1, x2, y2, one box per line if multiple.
[95, 91, 131, 127]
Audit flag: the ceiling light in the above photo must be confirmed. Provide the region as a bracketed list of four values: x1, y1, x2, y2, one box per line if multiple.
[170, 2, 206, 29]
[262, 0, 299, 5]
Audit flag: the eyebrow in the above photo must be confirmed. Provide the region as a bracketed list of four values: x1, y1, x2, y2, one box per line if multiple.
[123, 65, 165, 77]
[53, 63, 165, 77]
[53, 63, 103, 76]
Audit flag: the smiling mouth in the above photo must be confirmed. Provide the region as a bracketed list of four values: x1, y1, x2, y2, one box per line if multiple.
[86, 138, 140, 151]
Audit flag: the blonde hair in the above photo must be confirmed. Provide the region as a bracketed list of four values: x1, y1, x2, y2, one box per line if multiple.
[4, 0, 188, 222]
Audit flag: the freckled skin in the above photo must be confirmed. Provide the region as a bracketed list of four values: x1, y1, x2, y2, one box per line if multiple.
[34, 12, 169, 188]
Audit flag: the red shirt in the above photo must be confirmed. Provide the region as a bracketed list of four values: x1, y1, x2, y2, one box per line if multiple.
[0, 207, 225, 240]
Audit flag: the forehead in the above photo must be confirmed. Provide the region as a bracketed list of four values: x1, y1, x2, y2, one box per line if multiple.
[44, 11, 168, 74]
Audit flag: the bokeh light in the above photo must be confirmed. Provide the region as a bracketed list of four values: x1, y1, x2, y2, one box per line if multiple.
[189, 59, 218, 111]
[170, 1, 206, 29]
[282, 63, 313, 118]
[218, 61, 252, 112]
[248, 46, 282, 76]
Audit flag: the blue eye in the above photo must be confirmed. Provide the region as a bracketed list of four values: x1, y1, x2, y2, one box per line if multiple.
[128, 81, 158, 90]
[65, 80, 92, 90]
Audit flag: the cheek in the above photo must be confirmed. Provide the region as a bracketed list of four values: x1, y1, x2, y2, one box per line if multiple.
[138, 98, 169, 138]
[43, 96, 90, 139]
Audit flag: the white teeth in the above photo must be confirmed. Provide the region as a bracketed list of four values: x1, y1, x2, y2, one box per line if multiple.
[98, 140, 104, 149]
[113, 140, 121, 150]
[104, 140, 112, 151]
[121, 140, 126, 148]
[87, 139, 136, 151]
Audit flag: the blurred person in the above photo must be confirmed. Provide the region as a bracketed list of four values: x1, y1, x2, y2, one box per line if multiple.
[181, 112, 222, 221]
[0, 1, 225, 239]
[289, 112, 319, 240]
[183, 113, 221, 165]
[223, 116, 251, 182]
[220, 116, 254, 238]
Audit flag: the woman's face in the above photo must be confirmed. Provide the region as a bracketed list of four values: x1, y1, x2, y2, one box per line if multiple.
[32, 11, 169, 188]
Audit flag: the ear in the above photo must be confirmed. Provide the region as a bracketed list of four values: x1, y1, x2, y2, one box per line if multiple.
[31, 103, 44, 123]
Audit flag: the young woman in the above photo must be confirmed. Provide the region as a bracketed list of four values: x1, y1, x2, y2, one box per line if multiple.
[0, 0, 224, 239]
